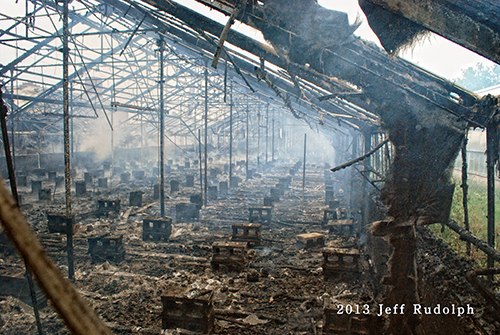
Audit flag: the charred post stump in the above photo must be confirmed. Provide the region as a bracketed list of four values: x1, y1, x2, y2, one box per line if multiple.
[372, 220, 419, 334]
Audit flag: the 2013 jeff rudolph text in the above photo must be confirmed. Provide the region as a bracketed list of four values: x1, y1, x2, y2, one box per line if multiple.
[336, 304, 475, 317]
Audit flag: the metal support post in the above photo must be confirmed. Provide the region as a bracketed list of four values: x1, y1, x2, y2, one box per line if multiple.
[63, 0, 74, 281]
[272, 109, 275, 161]
[265, 104, 269, 164]
[302, 133, 307, 203]
[204, 68, 208, 207]
[159, 37, 165, 217]
[257, 109, 260, 167]
[199, 129, 203, 199]
[229, 83, 233, 187]
[246, 105, 249, 179]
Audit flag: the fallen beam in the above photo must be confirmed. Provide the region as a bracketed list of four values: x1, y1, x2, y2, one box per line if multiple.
[443, 219, 500, 263]
[330, 138, 389, 173]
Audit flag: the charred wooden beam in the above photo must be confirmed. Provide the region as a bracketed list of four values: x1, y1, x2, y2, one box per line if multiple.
[361, 0, 500, 65]
[330, 138, 389, 173]
[211, 2, 244, 68]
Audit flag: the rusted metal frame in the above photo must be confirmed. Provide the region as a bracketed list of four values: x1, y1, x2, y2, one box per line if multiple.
[255, 65, 298, 118]
[68, 53, 157, 118]
[120, 44, 159, 109]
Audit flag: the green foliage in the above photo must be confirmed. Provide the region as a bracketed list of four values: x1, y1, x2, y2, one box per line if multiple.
[454, 62, 500, 91]
[430, 177, 500, 266]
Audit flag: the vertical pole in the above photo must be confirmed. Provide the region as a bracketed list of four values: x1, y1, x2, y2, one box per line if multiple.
[246, 105, 249, 180]
[461, 129, 470, 256]
[204, 68, 208, 207]
[302, 133, 307, 203]
[265, 104, 269, 164]
[257, 109, 260, 167]
[229, 83, 233, 188]
[363, 131, 372, 225]
[159, 37, 165, 217]
[140, 114, 143, 162]
[223, 59, 227, 103]
[110, 108, 114, 176]
[0, 91, 43, 335]
[10, 70, 15, 169]
[272, 109, 275, 161]
[37, 132, 41, 168]
[63, 0, 74, 281]
[486, 123, 497, 271]
[349, 134, 359, 212]
[199, 129, 203, 199]
[70, 81, 74, 164]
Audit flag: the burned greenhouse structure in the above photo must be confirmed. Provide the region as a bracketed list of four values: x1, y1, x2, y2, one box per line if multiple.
[1, 0, 500, 334]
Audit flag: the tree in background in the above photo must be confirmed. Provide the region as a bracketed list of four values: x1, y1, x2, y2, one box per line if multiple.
[455, 63, 500, 91]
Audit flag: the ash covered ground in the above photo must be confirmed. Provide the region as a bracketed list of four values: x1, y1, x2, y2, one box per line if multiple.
[0, 162, 497, 335]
